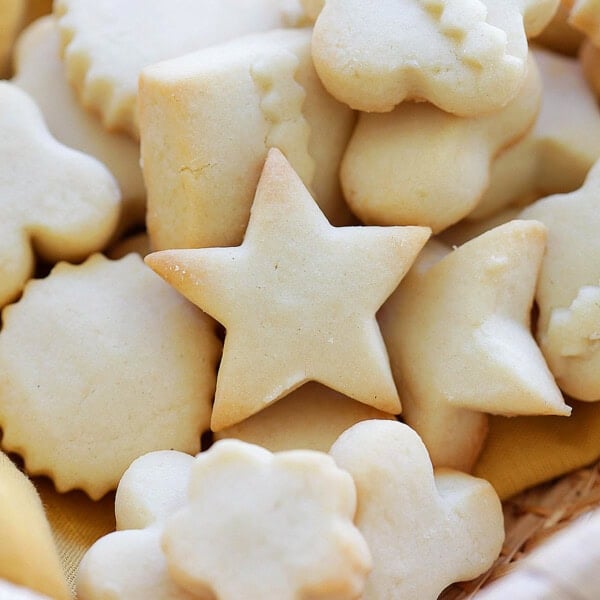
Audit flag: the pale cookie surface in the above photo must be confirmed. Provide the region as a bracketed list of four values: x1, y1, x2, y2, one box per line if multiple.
[309, 0, 558, 115]
[162, 440, 371, 599]
[78, 451, 197, 600]
[0, 453, 69, 600]
[0, 580, 52, 600]
[13, 16, 145, 228]
[0, 254, 221, 499]
[379, 221, 570, 471]
[78, 528, 197, 600]
[471, 47, 600, 220]
[0, 82, 120, 308]
[340, 53, 540, 233]
[214, 382, 396, 452]
[569, 0, 600, 45]
[0, 0, 24, 75]
[55, 0, 308, 139]
[146, 149, 431, 431]
[115, 451, 194, 531]
[329, 420, 504, 600]
[140, 28, 355, 251]
[521, 160, 600, 401]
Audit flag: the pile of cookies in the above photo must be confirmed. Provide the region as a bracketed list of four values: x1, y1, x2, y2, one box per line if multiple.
[1, 0, 600, 598]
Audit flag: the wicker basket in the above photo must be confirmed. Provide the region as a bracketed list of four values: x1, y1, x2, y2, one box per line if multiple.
[441, 459, 600, 598]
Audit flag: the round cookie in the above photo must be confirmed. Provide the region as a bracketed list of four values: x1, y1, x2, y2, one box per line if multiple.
[0, 254, 221, 499]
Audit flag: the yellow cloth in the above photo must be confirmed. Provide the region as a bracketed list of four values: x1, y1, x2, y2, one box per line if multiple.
[17, 401, 600, 598]
[475, 400, 600, 499]
[0, 453, 69, 600]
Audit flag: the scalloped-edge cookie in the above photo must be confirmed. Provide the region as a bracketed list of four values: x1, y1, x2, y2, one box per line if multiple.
[309, 0, 558, 116]
[581, 39, 600, 98]
[146, 149, 431, 431]
[214, 382, 396, 452]
[162, 440, 371, 599]
[521, 160, 600, 401]
[0, 81, 120, 308]
[568, 0, 600, 45]
[78, 443, 371, 600]
[379, 221, 570, 471]
[55, 0, 309, 139]
[13, 16, 145, 229]
[0, 452, 69, 600]
[140, 27, 356, 251]
[329, 420, 504, 600]
[0, 254, 221, 499]
[0, 0, 24, 75]
[470, 47, 600, 221]
[340, 53, 540, 234]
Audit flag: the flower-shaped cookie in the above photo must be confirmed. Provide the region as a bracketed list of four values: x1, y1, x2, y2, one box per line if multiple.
[521, 160, 600, 401]
[140, 28, 355, 250]
[55, 0, 308, 139]
[78, 442, 371, 600]
[0, 0, 24, 74]
[146, 149, 430, 430]
[340, 53, 540, 233]
[379, 221, 570, 471]
[0, 254, 221, 499]
[330, 420, 504, 600]
[163, 441, 371, 599]
[13, 17, 145, 229]
[308, 0, 558, 115]
[0, 82, 120, 308]
[215, 382, 395, 452]
[0, 452, 69, 600]
[470, 47, 600, 220]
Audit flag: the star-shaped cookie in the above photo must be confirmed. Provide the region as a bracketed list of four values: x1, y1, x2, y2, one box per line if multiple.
[146, 149, 430, 430]
[0, 81, 120, 308]
[379, 220, 570, 471]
